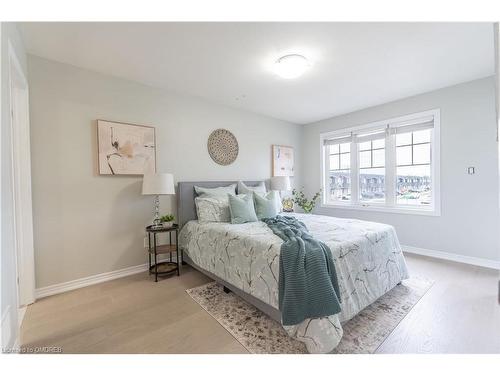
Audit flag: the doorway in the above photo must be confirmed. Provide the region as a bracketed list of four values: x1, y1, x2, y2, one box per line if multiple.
[8, 41, 35, 315]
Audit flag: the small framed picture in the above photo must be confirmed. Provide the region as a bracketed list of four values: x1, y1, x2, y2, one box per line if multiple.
[272, 145, 294, 177]
[97, 120, 156, 175]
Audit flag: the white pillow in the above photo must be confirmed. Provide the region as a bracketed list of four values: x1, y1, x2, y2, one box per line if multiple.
[194, 183, 236, 197]
[195, 196, 230, 223]
[237, 181, 266, 196]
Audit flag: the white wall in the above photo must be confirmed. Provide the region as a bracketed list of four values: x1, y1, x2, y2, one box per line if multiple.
[1, 22, 28, 349]
[28, 55, 302, 289]
[301, 77, 499, 263]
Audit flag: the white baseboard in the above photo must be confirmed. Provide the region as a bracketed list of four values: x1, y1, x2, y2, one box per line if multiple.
[403, 245, 500, 270]
[35, 263, 149, 300]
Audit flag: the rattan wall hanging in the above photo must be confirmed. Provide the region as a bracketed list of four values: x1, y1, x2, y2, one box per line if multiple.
[207, 129, 239, 166]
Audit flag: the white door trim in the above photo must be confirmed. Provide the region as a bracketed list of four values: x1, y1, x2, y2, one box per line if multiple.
[8, 40, 36, 309]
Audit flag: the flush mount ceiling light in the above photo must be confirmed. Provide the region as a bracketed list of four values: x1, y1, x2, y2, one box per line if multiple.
[273, 54, 310, 79]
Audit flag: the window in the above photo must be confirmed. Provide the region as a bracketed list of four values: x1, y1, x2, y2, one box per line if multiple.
[320, 109, 440, 215]
[358, 137, 385, 204]
[396, 129, 431, 206]
[327, 142, 351, 201]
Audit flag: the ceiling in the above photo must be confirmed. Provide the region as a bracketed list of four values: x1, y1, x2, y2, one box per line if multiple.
[19, 22, 494, 124]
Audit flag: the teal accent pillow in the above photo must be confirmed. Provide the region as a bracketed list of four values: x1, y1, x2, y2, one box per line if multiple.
[237, 181, 266, 196]
[228, 194, 258, 224]
[254, 191, 280, 220]
[195, 183, 236, 197]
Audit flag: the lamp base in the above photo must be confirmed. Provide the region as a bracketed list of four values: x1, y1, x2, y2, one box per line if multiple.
[151, 195, 163, 229]
[151, 218, 163, 229]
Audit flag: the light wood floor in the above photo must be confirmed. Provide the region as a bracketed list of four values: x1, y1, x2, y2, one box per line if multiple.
[21, 254, 500, 354]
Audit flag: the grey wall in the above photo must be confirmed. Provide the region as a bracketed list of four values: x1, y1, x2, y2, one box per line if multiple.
[28, 55, 302, 288]
[1, 22, 28, 349]
[301, 77, 499, 262]
[23, 49, 500, 292]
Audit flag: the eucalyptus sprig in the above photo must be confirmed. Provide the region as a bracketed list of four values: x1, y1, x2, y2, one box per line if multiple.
[291, 188, 322, 214]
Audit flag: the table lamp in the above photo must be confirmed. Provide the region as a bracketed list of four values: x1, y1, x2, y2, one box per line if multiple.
[142, 173, 175, 229]
[271, 176, 292, 212]
[271, 176, 291, 195]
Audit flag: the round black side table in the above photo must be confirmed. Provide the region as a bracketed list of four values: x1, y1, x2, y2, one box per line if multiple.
[146, 224, 181, 282]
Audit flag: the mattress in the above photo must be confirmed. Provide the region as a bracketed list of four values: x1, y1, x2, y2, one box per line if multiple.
[179, 213, 409, 353]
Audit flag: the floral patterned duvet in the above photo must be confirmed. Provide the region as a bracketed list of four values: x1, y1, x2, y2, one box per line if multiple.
[178, 213, 409, 353]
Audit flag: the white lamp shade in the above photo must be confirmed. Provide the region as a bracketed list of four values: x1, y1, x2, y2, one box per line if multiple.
[142, 173, 175, 195]
[271, 176, 291, 191]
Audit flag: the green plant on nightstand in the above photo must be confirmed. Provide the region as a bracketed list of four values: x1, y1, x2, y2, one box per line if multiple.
[160, 214, 175, 228]
[291, 188, 322, 214]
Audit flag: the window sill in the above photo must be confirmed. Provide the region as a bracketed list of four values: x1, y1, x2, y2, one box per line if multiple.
[320, 202, 441, 216]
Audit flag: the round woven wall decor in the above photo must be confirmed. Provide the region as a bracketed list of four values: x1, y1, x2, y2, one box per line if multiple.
[207, 129, 239, 166]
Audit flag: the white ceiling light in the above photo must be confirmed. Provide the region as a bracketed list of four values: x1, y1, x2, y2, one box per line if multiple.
[273, 54, 310, 79]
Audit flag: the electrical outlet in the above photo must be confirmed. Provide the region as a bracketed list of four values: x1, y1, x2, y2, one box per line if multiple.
[467, 167, 475, 175]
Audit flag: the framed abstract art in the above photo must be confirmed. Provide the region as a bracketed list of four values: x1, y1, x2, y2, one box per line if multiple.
[97, 119, 156, 175]
[272, 145, 294, 177]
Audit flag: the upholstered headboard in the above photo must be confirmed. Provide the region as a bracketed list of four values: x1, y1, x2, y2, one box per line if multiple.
[177, 180, 269, 228]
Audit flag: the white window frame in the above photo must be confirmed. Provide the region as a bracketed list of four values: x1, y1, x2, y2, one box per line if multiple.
[320, 109, 441, 216]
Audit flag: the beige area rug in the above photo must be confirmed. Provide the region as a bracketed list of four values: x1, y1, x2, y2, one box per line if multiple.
[186, 278, 433, 354]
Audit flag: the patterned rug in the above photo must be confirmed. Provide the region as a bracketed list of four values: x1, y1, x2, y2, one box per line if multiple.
[186, 277, 433, 354]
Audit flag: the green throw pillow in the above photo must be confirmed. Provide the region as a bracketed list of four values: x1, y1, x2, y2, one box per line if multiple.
[228, 194, 258, 224]
[254, 191, 280, 220]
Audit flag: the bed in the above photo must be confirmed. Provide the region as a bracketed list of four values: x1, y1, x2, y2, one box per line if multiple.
[177, 181, 409, 353]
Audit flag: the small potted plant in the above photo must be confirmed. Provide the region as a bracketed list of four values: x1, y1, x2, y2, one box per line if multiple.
[292, 188, 322, 214]
[160, 214, 175, 228]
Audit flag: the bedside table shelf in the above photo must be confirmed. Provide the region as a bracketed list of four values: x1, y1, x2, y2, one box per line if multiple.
[148, 244, 177, 255]
[145, 224, 181, 282]
[149, 261, 178, 274]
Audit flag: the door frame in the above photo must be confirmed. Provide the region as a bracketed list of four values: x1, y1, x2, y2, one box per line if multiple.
[8, 40, 35, 310]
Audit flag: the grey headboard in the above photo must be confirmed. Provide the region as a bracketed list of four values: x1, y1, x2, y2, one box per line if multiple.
[177, 180, 268, 229]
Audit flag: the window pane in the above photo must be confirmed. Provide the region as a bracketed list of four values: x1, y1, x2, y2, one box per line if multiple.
[329, 144, 339, 154]
[359, 168, 385, 203]
[359, 150, 371, 168]
[328, 170, 351, 202]
[359, 141, 371, 151]
[397, 165, 431, 206]
[340, 153, 350, 169]
[372, 138, 385, 149]
[339, 142, 350, 153]
[396, 132, 412, 146]
[413, 143, 430, 164]
[396, 146, 412, 166]
[329, 154, 339, 170]
[372, 149, 385, 167]
[413, 129, 431, 144]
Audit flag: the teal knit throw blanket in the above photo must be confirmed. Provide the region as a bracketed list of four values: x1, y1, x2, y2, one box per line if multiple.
[262, 215, 341, 326]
